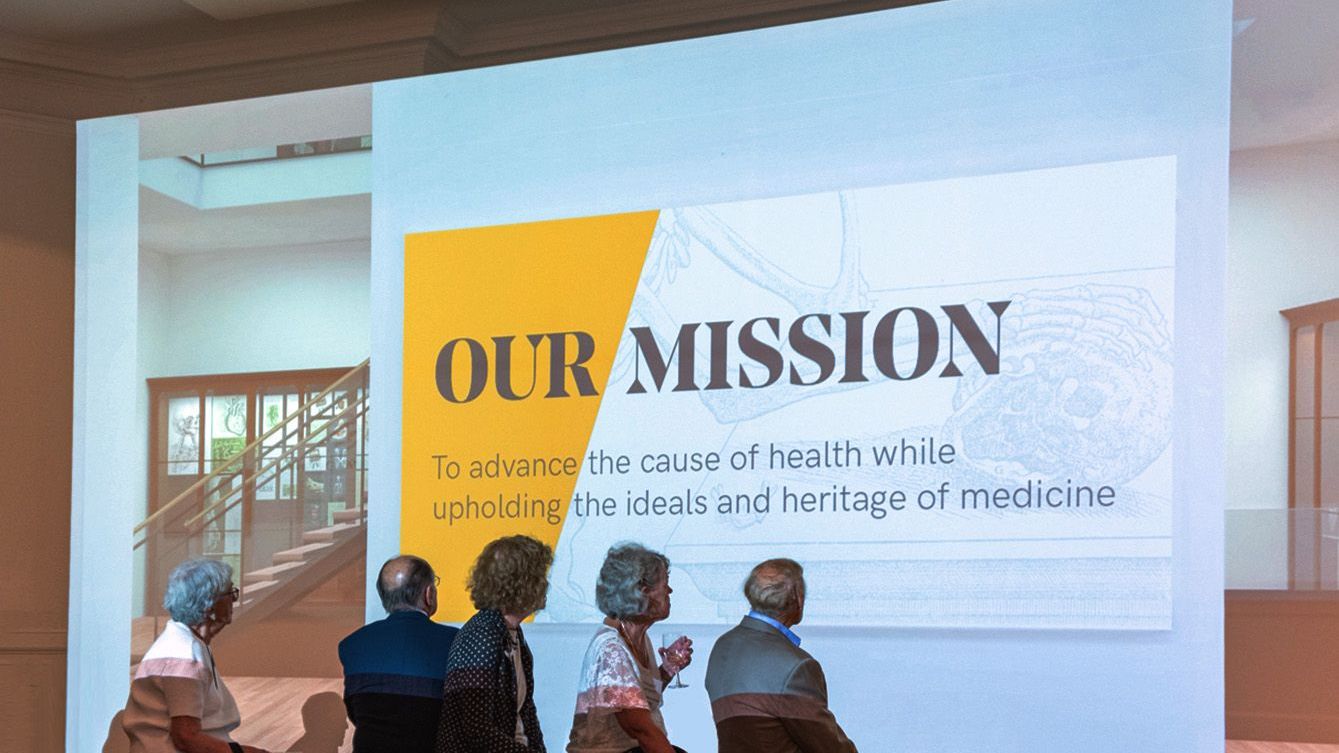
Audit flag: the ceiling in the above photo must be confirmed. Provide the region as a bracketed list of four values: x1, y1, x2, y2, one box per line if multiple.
[181, 0, 365, 22]
[140, 188, 370, 254]
[137, 84, 371, 160]
[1231, 0, 1339, 151]
[0, 0, 207, 41]
[0, 0, 371, 42]
[2, 0, 1337, 150]
[5, 0, 1333, 254]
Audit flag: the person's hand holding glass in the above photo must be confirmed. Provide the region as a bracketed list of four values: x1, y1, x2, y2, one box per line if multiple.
[659, 632, 693, 688]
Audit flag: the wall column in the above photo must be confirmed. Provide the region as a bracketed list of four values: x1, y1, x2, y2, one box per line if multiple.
[68, 115, 140, 753]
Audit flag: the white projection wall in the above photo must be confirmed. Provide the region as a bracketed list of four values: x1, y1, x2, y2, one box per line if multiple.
[369, 1, 1230, 750]
[552, 161, 1176, 631]
[399, 158, 1178, 631]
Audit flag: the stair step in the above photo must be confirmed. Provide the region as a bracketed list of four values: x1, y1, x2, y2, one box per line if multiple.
[272, 542, 333, 563]
[302, 521, 361, 543]
[242, 561, 304, 584]
[242, 579, 280, 598]
[333, 508, 365, 523]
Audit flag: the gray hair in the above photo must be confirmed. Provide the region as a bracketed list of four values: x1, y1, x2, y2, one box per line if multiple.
[744, 558, 804, 619]
[376, 555, 435, 613]
[162, 558, 233, 626]
[596, 542, 668, 620]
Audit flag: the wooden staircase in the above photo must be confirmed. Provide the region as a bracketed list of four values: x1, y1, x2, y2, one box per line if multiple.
[233, 507, 367, 626]
[134, 360, 370, 637]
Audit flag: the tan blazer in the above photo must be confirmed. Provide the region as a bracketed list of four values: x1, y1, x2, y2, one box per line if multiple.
[703, 616, 858, 753]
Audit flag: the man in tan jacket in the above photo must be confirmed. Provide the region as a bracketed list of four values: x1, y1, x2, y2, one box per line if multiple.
[704, 558, 858, 753]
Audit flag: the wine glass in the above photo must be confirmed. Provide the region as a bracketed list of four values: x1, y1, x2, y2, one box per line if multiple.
[661, 632, 690, 688]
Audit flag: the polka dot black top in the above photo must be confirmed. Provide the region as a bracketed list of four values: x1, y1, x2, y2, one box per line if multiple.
[436, 608, 545, 753]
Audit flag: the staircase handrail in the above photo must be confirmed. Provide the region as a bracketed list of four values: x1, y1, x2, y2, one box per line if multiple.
[181, 397, 368, 531]
[133, 359, 369, 535]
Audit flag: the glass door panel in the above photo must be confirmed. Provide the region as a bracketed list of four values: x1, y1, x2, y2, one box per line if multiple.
[204, 393, 248, 474]
[251, 387, 305, 568]
[166, 396, 202, 476]
[202, 393, 248, 575]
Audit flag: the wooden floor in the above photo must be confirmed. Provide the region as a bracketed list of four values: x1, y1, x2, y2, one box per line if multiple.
[228, 676, 350, 753]
[112, 676, 1339, 753]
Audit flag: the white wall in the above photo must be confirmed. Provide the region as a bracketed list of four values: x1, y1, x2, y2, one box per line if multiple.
[130, 239, 369, 609]
[372, 1, 1230, 750]
[131, 249, 172, 616]
[141, 239, 370, 378]
[1224, 138, 1339, 587]
[69, 114, 140, 753]
[1227, 138, 1339, 510]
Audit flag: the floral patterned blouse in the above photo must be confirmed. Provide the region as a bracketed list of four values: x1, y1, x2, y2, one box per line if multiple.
[565, 624, 665, 753]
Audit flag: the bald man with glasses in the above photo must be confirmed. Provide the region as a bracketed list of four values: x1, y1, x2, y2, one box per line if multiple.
[339, 555, 459, 753]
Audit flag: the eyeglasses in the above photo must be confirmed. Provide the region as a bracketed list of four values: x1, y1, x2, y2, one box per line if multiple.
[218, 587, 240, 602]
[432, 575, 441, 588]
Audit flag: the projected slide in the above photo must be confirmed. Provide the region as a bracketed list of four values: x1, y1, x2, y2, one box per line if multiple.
[402, 155, 1175, 630]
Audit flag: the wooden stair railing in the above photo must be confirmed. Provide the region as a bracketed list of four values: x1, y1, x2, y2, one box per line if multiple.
[132, 360, 369, 622]
[134, 359, 369, 546]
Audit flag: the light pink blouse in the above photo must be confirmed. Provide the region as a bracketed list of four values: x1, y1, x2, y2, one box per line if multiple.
[121, 621, 241, 752]
[566, 625, 665, 753]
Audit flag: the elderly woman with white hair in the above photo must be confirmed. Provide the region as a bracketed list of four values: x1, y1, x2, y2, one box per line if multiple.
[566, 543, 693, 753]
[121, 558, 271, 753]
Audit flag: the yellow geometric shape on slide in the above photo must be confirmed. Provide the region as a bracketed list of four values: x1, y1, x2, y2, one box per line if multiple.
[403, 210, 659, 622]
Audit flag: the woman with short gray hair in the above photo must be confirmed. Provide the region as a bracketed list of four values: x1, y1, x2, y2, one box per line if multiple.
[121, 558, 271, 753]
[567, 543, 693, 753]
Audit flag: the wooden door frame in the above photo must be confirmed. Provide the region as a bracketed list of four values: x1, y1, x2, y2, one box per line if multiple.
[144, 366, 354, 605]
[1282, 298, 1339, 588]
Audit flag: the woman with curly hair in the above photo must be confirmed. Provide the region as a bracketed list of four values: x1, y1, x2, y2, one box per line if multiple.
[566, 543, 693, 753]
[437, 535, 553, 753]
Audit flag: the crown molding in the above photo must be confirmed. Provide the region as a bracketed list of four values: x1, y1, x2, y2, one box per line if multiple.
[436, 0, 935, 66]
[0, 29, 116, 76]
[0, 107, 76, 138]
[0, 36, 431, 121]
[0, 58, 126, 121]
[132, 38, 434, 112]
[0, 0, 938, 121]
[0, 0, 440, 119]
[114, 0, 440, 79]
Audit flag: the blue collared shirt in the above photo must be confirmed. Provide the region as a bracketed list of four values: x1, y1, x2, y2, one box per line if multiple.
[747, 610, 801, 647]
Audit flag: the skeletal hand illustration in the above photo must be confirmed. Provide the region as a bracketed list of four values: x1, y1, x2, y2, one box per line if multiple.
[944, 285, 1171, 485]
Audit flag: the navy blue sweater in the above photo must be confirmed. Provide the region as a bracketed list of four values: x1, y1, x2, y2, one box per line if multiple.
[339, 610, 459, 753]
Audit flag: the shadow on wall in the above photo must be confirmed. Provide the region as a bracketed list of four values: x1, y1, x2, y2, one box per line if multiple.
[102, 711, 129, 753]
[288, 692, 348, 753]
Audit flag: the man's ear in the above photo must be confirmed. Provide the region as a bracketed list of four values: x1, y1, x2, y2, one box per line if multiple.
[423, 583, 439, 616]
